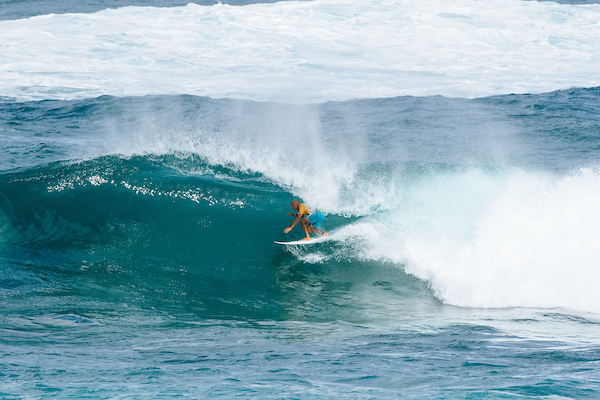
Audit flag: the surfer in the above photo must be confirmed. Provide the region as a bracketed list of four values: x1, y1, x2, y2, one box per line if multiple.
[284, 200, 328, 241]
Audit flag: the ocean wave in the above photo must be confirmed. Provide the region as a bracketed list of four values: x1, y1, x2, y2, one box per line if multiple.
[2, 154, 600, 314]
[2, 87, 600, 314]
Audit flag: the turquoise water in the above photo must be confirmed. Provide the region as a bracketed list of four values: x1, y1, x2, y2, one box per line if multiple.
[2, 0, 600, 398]
[2, 92, 600, 398]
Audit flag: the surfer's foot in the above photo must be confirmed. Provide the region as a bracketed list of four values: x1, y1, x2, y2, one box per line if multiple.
[301, 237, 311, 241]
[323, 232, 329, 236]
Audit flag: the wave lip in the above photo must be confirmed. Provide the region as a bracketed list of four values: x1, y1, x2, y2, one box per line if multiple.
[1, 0, 600, 101]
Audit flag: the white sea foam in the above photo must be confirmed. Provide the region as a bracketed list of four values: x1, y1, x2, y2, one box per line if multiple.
[352, 167, 600, 314]
[1, 0, 599, 102]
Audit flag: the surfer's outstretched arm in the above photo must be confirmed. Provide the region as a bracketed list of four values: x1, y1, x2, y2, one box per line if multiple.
[284, 213, 303, 234]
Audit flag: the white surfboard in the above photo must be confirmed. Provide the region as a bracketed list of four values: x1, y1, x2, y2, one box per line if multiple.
[274, 235, 332, 245]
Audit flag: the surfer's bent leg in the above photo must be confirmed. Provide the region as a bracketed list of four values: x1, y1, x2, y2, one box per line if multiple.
[307, 224, 327, 236]
[300, 217, 312, 241]
[306, 211, 328, 237]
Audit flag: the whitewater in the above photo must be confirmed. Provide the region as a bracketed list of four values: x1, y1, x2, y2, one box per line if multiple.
[1, 0, 600, 102]
[2, 0, 600, 398]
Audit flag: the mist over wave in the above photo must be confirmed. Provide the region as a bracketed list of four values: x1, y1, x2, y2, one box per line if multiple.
[1, 0, 600, 102]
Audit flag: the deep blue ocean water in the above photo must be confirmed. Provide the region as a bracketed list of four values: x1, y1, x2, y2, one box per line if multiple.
[2, 0, 600, 398]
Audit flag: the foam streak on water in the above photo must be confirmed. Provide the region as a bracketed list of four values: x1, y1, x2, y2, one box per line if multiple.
[1, 0, 600, 102]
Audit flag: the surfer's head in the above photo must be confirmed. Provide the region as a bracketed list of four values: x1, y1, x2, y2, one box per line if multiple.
[291, 200, 300, 211]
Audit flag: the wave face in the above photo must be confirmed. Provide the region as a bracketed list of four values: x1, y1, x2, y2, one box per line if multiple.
[1, 155, 299, 319]
[2, 89, 600, 316]
[1, 0, 600, 102]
